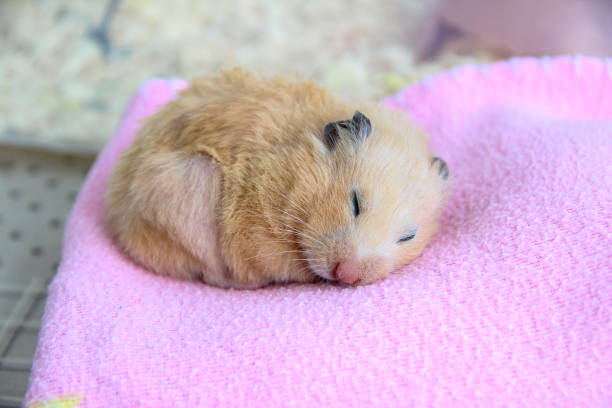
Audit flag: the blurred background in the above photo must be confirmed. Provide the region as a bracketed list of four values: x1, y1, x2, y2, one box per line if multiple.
[2, 0, 611, 153]
[0, 0, 610, 404]
[0, 0, 492, 153]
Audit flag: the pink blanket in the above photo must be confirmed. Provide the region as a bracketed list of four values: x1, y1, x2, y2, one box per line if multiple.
[26, 57, 611, 407]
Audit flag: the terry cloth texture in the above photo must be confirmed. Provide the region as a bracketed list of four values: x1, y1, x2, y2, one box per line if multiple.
[26, 57, 611, 407]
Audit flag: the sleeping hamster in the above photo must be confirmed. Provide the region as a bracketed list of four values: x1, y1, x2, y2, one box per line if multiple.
[105, 68, 450, 288]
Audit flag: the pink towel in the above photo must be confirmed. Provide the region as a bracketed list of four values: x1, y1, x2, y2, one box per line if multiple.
[26, 57, 611, 407]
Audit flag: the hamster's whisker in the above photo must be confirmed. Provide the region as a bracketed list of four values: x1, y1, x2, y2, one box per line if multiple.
[276, 209, 307, 226]
[273, 217, 323, 244]
[269, 206, 324, 243]
[244, 235, 298, 247]
[245, 249, 304, 262]
[247, 224, 298, 241]
[291, 258, 324, 264]
[242, 227, 307, 246]
[285, 200, 309, 218]
[277, 222, 325, 247]
[273, 206, 310, 227]
[235, 208, 321, 244]
[278, 225, 311, 239]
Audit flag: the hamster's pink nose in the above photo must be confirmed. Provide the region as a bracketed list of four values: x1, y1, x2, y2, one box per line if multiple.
[332, 261, 361, 284]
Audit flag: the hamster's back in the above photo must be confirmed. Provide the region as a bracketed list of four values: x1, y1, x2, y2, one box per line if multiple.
[159, 68, 349, 164]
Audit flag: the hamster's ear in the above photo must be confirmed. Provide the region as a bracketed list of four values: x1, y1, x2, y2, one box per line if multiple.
[323, 119, 352, 150]
[323, 112, 372, 151]
[351, 111, 372, 141]
[323, 122, 341, 150]
[431, 157, 449, 181]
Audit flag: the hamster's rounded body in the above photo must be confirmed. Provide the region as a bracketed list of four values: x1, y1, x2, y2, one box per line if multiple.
[105, 69, 449, 288]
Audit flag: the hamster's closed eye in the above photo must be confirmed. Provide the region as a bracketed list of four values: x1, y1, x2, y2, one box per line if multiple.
[398, 230, 417, 243]
[431, 157, 449, 180]
[351, 190, 361, 218]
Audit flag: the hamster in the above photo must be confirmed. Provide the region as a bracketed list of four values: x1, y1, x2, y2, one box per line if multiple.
[105, 68, 450, 289]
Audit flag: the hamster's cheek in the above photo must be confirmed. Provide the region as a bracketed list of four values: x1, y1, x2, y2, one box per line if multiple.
[357, 274, 387, 286]
[357, 265, 394, 285]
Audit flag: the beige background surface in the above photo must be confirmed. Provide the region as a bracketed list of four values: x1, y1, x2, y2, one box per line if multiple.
[0, 0, 488, 154]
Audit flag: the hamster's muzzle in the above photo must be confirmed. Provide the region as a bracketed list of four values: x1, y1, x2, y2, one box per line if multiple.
[329, 255, 387, 285]
[331, 261, 362, 285]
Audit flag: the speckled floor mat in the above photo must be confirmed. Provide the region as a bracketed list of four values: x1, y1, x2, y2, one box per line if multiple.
[0, 146, 93, 406]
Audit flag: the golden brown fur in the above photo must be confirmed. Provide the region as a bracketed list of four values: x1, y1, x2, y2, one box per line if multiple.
[105, 68, 449, 288]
